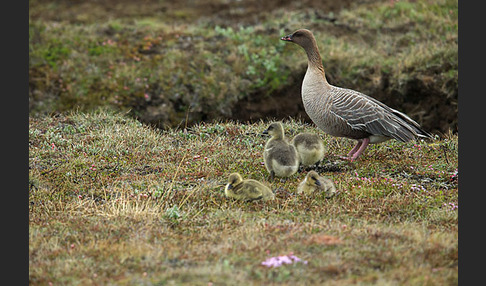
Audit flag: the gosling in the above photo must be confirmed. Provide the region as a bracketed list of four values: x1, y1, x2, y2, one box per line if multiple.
[297, 170, 336, 198]
[291, 133, 326, 167]
[263, 122, 299, 180]
[224, 173, 275, 201]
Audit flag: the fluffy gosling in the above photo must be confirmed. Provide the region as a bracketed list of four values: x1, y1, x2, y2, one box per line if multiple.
[224, 173, 275, 201]
[291, 133, 326, 167]
[297, 170, 336, 198]
[263, 122, 299, 180]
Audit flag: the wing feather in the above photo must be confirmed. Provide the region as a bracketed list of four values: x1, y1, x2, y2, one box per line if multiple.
[330, 87, 429, 142]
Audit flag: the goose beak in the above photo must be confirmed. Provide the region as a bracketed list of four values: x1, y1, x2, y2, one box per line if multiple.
[280, 34, 293, 42]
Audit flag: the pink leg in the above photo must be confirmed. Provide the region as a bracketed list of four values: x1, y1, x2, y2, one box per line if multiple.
[339, 140, 362, 160]
[347, 140, 362, 158]
[349, 138, 370, 162]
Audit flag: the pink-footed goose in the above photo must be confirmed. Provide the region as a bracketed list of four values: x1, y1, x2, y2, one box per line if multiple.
[291, 132, 326, 167]
[262, 122, 299, 180]
[281, 29, 432, 161]
[297, 170, 336, 198]
[224, 173, 275, 201]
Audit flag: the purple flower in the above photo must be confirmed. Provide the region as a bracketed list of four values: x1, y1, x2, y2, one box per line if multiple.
[261, 254, 308, 268]
[443, 202, 458, 211]
[289, 255, 301, 262]
[279, 256, 292, 264]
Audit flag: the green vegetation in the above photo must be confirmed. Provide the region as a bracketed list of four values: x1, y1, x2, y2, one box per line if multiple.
[29, 110, 458, 284]
[29, 0, 458, 133]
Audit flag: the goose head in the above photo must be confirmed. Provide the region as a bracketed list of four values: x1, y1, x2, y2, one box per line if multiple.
[227, 173, 243, 189]
[305, 170, 321, 187]
[281, 29, 317, 50]
[262, 122, 285, 139]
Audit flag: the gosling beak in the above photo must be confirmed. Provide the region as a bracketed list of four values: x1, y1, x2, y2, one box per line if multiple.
[280, 34, 293, 42]
[227, 184, 233, 190]
[315, 180, 321, 187]
[262, 129, 269, 135]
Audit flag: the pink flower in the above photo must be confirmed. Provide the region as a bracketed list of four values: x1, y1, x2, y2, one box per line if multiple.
[279, 256, 292, 264]
[261, 254, 308, 268]
[443, 202, 458, 211]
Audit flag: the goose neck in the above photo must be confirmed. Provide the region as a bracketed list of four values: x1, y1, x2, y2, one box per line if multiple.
[303, 42, 327, 80]
[272, 133, 284, 141]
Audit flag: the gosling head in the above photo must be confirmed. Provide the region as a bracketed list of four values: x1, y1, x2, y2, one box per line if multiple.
[280, 29, 317, 50]
[262, 122, 285, 139]
[226, 173, 243, 190]
[305, 170, 322, 187]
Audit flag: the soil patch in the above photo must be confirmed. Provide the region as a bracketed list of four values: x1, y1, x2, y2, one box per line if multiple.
[230, 72, 457, 136]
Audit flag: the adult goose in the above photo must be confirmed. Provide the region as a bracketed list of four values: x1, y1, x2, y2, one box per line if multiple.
[281, 29, 432, 161]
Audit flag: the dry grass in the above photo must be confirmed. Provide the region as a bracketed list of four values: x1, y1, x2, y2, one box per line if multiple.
[29, 110, 458, 285]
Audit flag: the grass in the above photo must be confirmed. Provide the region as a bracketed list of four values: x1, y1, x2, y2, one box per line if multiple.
[29, 0, 458, 133]
[29, 109, 458, 285]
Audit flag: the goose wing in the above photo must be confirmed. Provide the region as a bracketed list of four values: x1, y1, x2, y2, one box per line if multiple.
[329, 87, 429, 142]
[239, 181, 264, 201]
